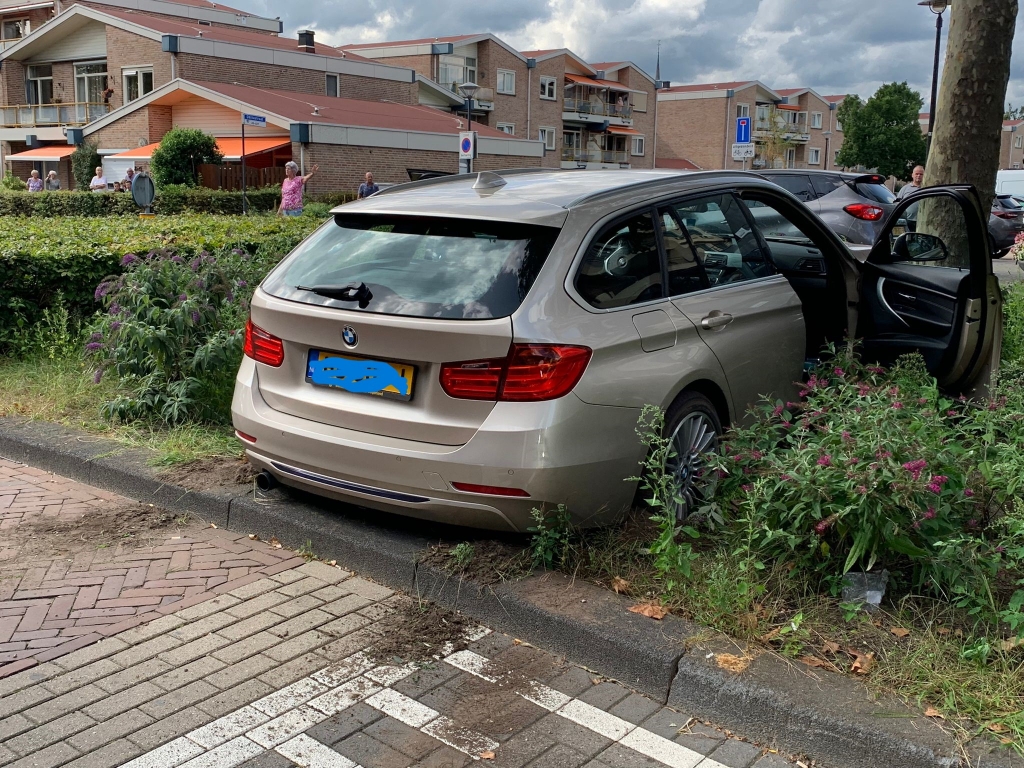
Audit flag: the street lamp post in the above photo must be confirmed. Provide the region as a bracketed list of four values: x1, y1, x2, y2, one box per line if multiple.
[919, 0, 950, 151]
[458, 81, 480, 173]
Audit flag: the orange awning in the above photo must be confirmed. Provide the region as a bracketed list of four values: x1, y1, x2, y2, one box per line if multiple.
[6, 145, 76, 162]
[564, 73, 644, 93]
[776, 104, 800, 111]
[607, 126, 642, 135]
[109, 137, 290, 162]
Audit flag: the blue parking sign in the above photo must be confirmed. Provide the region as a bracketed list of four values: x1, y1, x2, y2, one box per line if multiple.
[736, 117, 751, 144]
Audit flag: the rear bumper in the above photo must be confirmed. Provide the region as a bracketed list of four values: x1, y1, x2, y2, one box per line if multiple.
[231, 358, 646, 532]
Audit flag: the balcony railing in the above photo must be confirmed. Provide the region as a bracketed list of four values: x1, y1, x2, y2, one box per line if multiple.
[0, 102, 111, 128]
[601, 150, 629, 163]
[563, 98, 633, 119]
[755, 119, 809, 136]
[561, 148, 629, 164]
[561, 148, 593, 163]
[1, 38, 23, 50]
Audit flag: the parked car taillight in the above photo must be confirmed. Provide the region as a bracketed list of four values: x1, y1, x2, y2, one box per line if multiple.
[993, 210, 1021, 220]
[843, 203, 885, 221]
[440, 344, 592, 402]
[243, 319, 285, 367]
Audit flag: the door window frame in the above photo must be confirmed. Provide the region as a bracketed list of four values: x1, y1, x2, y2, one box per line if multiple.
[122, 66, 154, 103]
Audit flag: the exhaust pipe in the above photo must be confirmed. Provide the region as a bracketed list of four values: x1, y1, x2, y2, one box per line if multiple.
[256, 470, 278, 492]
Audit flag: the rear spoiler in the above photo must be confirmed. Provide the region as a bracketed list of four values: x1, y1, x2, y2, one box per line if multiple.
[847, 173, 887, 187]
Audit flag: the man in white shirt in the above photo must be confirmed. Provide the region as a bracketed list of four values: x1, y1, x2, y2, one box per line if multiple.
[90, 166, 107, 193]
[897, 165, 924, 201]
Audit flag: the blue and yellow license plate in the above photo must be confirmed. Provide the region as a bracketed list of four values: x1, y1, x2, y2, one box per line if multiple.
[306, 349, 415, 402]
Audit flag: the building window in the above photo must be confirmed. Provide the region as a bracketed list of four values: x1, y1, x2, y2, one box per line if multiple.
[1, 18, 29, 42]
[736, 103, 749, 118]
[539, 76, 556, 100]
[631, 136, 645, 156]
[439, 55, 476, 92]
[123, 68, 154, 103]
[632, 92, 648, 112]
[26, 64, 53, 105]
[496, 122, 515, 135]
[797, 111, 808, 129]
[811, 111, 823, 129]
[75, 61, 108, 104]
[496, 69, 515, 95]
[836, 120, 843, 132]
[538, 127, 556, 150]
[1016, 135, 1023, 149]
[326, 73, 339, 97]
[808, 147, 821, 165]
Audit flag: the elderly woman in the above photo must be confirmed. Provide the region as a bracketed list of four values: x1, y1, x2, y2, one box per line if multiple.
[26, 170, 43, 192]
[44, 171, 60, 191]
[278, 161, 318, 216]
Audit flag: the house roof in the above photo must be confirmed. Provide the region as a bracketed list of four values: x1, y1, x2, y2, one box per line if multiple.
[775, 88, 805, 97]
[343, 33, 480, 49]
[519, 48, 594, 73]
[588, 61, 655, 84]
[95, 0, 254, 14]
[658, 80, 752, 93]
[564, 73, 643, 93]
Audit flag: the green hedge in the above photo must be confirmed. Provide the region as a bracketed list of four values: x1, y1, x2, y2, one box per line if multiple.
[0, 215, 321, 347]
[0, 188, 357, 217]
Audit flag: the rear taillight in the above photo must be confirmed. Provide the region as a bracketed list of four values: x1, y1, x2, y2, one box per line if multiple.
[844, 203, 885, 221]
[439, 344, 592, 402]
[993, 210, 1020, 220]
[243, 319, 284, 367]
[235, 430, 257, 443]
[450, 482, 530, 497]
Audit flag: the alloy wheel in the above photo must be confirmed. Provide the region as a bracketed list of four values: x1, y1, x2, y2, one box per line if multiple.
[666, 412, 718, 521]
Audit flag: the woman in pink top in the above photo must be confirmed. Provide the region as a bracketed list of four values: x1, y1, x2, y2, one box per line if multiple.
[278, 161, 318, 216]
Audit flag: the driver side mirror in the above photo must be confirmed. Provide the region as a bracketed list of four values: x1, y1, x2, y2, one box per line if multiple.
[889, 232, 948, 263]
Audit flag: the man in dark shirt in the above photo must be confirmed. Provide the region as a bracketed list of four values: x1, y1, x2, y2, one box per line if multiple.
[357, 172, 380, 199]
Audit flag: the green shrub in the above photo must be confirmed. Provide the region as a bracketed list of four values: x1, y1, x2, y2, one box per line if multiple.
[155, 185, 279, 214]
[1003, 281, 1024, 365]
[0, 188, 280, 216]
[0, 215, 318, 351]
[308, 191, 356, 208]
[702, 346, 1024, 633]
[0, 173, 27, 191]
[71, 143, 101, 190]
[151, 128, 223, 187]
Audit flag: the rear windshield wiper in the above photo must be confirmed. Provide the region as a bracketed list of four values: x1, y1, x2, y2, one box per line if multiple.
[296, 282, 373, 308]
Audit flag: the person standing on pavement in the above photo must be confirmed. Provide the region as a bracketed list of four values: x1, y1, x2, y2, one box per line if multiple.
[897, 165, 925, 200]
[89, 166, 107, 193]
[357, 172, 379, 199]
[278, 161, 318, 216]
[44, 171, 61, 191]
[26, 170, 43, 192]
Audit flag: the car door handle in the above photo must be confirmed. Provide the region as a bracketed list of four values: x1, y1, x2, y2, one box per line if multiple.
[896, 292, 917, 302]
[701, 313, 734, 330]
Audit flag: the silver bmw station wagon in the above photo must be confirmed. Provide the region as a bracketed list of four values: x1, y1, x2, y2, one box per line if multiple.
[232, 169, 1000, 532]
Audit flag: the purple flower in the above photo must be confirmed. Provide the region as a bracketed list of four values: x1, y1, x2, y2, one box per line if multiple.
[931, 475, 949, 486]
[85, 342, 103, 353]
[772, 405, 784, 417]
[110, 321, 122, 331]
[964, 488, 974, 497]
[817, 455, 832, 467]
[842, 431, 852, 442]
[902, 459, 926, 480]
[857, 485, 868, 494]
[94, 282, 112, 301]
[780, 474, 792, 481]
[92, 368, 103, 384]
[108, 303, 121, 316]
[781, 420, 792, 428]
[741, 484, 753, 492]
[918, 397, 929, 405]
[120, 253, 138, 266]
[195, 279, 206, 290]
[924, 507, 936, 520]
[858, 384, 872, 396]
[996, 546, 1007, 554]
[171, 254, 184, 263]
[834, 367, 845, 377]
[226, 292, 234, 303]
[89, 332, 103, 342]
[190, 310, 200, 324]
[178, 294, 187, 302]
[947, 410, 957, 417]
[892, 402, 904, 410]
[237, 280, 248, 288]
[868, 366, 885, 374]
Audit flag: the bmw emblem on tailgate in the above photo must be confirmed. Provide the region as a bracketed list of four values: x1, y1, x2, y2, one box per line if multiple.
[342, 326, 358, 348]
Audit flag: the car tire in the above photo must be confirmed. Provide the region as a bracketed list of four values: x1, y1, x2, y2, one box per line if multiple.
[662, 392, 722, 522]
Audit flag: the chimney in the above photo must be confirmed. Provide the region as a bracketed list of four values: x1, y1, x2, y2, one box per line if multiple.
[297, 29, 315, 53]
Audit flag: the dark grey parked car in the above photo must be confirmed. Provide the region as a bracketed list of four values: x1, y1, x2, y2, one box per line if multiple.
[759, 170, 901, 245]
[990, 194, 1024, 254]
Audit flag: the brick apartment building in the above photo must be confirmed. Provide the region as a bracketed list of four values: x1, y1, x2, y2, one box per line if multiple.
[655, 80, 845, 172]
[1001, 119, 1023, 170]
[342, 34, 658, 169]
[0, 1, 542, 190]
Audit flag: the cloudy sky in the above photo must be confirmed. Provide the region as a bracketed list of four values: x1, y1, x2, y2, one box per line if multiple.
[245, 0, 1024, 110]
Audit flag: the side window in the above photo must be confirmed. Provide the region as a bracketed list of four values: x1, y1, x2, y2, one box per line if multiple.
[746, 199, 827, 274]
[889, 195, 969, 267]
[658, 209, 709, 296]
[671, 195, 774, 286]
[576, 211, 663, 309]
[810, 174, 845, 199]
[769, 175, 814, 202]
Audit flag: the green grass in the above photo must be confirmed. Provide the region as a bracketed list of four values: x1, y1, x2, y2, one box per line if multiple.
[0, 355, 239, 466]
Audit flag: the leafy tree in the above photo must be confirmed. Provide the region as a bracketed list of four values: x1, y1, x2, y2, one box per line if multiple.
[833, 83, 926, 180]
[755, 106, 796, 169]
[71, 142, 101, 191]
[150, 128, 223, 188]
[0, 172, 27, 191]
[1005, 104, 1024, 121]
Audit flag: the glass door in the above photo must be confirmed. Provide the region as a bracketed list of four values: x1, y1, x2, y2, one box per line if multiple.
[75, 62, 108, 104]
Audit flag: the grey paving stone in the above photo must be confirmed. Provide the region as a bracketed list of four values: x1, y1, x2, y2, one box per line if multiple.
[84, 682, 162, 721]
[157, 633, 230, 666]
[275, 576, 328, 598]
[266, 609, 333, 638]
[94, 658, 172, 695]
[320, 612, 372, 639]
[218, 611, 287, 641]
[310, 584, 352, 603]
[0, 684, 53, 718]
[409, 747, 472, 768]
[63, 738, 144, 768]
[0, 743, 16, 764]
[752, 755, 796, 768]
[0, 712, 33, 741]
[226, 577, 282, 601]
[150, 655, 225, 692]
[577, 682, 631, 710]
[107, 636, 182, 668]
[608, 694, 662, 726]
[256, 651, 331, 687]
[126, 705, 209, 750]
[270, 569, 305, 585]
[263, 630, 329, 662]
[545, 666, 594, 698]
[0, 664, 59, 698]
[212, 630, 280, 664]
[23, 684, 105, 725]
[41, 659, 121, 695]
[238, 751, 298, 768]
[206, 653, 279, 690]
[590, 743, 663, 768]
[67, 708, 154, 753]
[709, 739, 763, 768]
[365, 716, 439, 760]
[521, 714, 611, 760]
[392, 663, 462, 699]
[342, 577, 393, 601]
[197, 679, 275, 718]
[139, 680, 219, 718]
[267, 594, 323, 619]
[356, 602, 397, 622]
[3, 741, 79, 768]
[674, 726, 724, 757]
[318, 627, 381, 661]
[5, 711, 95, 756]
[526, 743, 588, 768]
[320, 594, 374, 617]
[224, 590, 291, 620]
[335, 731, 416, 768]
[115, 615, 185, 645]
[52, 637, 128, 671]
[168, 610, 240, 641]
[466, 632, 515, 659]
[173, 593, 240, 620]
[639, 708, 689, 741]
[483, 730, 552, 768]
[295, 560, 350, 583]
[305, 702, 383, 747]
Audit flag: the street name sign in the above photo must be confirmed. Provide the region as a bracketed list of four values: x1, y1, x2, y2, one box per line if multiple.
[242, 113, 266, 128]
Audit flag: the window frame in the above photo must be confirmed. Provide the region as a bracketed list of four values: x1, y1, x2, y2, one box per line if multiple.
[1, 17, 29, 41]
[496, 122, 515, 135]
[74, 60, 108, 104]
[539, 75, 556, 100]
[808, 147, 821, 165]
[811, 111, 823, 129]
[538, 126, 557, 150]
[631, 136, 645, 156]
[1016, 135, 1023, 149]
[326, 73, 339, 98]
[25, 64, 53, 106]
[736, 103, 750, 118]
[496, 69, 516, 95]
[122, 66, 155, 103]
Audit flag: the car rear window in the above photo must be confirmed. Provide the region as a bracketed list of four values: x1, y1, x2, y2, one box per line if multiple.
[853, 181, 896, 205]
[996, 196, 1022, 210]
[261, 214, 559, 320]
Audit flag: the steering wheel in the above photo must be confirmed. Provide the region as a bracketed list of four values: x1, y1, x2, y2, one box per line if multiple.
[598, 235, 635, 277]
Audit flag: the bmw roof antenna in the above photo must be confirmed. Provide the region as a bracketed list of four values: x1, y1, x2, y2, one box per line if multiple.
[472, 171, 507, 190]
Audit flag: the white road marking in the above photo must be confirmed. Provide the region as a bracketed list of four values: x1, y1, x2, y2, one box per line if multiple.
[421, 714, 500, 758]
[557, 698, 635, 741]
[187, 705, 270, 749]
[120, 737, 204, 768]
[365, 662, 418, 686]
[253, 677, 330, 717]
[246, 705, 326, 749]
[307, 677, 382, 717]
[364, 687, 439, 728]
[444, 649, 499, 682]
[621, 727, 705, 768]
[177, 736, 263, 768]
[276, 733, 362, 768]
[519, 680, 572, 712]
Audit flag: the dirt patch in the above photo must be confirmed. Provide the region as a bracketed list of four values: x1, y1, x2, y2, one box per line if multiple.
[158, 456, 257, 492]
[368, 600, 474, 664]
[14, 501, 185, 557]
[420, 539, 530, 586]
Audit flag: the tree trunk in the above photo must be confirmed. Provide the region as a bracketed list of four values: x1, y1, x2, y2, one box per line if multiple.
[919, 0, 1017, 267]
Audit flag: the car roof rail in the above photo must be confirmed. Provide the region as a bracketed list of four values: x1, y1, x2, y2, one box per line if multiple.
[565, 170, 763, 208]
[371, 167, 568, 197]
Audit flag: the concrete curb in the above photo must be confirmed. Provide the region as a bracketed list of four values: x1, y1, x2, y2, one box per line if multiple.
[0, 417, 1019, 768]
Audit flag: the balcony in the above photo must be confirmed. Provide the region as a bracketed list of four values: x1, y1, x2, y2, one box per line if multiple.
[0, 102, 110, 128]
[1, 37, 22, 50]
[562, 98, 633, 126]
[561, 147, 630, 169]
[755, 118, 810, 141]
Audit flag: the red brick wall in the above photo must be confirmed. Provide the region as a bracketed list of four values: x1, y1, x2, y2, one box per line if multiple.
[176, 54, 417, 104]
[1001, 129, 1024, 169]
[477, 40, 528, 137]
[656, 89, 735, 170]
[104, 27, 174, 111]
[88, 107, 153, 149]
[373, 53, 433, 79]
[148, 105, 172, 141]
[295, 141, 541, 194]
[622, 67, 655, 169]
[529, 55, 563, 165]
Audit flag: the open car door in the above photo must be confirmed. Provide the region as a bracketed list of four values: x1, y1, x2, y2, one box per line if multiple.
[857, 186, 1002, 393]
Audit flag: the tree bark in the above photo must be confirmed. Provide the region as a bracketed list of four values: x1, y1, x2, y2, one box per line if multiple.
[920, 0, 1018, 267]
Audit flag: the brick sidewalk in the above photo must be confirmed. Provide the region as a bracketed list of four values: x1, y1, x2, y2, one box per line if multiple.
[0, 459, 304, 677]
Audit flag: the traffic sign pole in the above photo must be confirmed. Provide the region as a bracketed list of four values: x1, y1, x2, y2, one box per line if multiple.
[241, 120, 247, 216]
